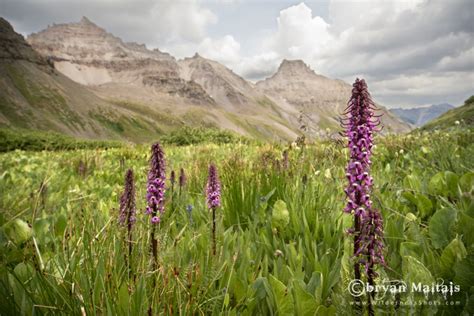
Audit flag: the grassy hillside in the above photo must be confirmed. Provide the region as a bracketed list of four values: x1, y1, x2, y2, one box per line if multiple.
[421, 96, 474, 130]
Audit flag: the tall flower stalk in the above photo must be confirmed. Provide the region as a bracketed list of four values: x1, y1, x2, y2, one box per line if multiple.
[206, 164, 221, 256]
[341, 78, 385, 315]
[146, 142, 166, 266]
[170, 170, 176, 212]
[179, 168, 186, 197]
[119, 168, 136, 275]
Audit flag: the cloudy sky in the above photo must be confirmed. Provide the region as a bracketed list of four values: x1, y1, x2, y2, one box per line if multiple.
[1, 0, 472, 108]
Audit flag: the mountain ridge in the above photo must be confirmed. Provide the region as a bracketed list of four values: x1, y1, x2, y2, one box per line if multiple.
[390, 103, 455, 126]
[1, 16, 410, 142]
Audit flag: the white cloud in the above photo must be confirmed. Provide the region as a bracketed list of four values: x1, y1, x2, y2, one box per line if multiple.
[234, 0, 473, 106]
[266, 3, 332, 59]
[197, 35, 241, 65]
[150, 0, 217, 44]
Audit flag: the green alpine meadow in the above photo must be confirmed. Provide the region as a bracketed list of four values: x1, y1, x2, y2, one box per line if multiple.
[1, 123, 473, 315]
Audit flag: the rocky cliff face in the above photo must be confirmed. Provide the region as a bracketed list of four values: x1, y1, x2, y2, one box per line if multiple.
[0, 18, 48, 65]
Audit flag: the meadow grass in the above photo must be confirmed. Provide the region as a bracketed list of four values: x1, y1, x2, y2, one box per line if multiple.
[0, 128, 473, 315]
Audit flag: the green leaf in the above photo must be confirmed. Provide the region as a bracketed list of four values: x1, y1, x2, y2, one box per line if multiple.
[444, 171, 459, 198]
[272, 200, 290, 230]
[429, 208, 457, 249]
[453, 254, 474, 290]
[402, 192, 433, 217]
[428, 172, 446, 196]
[400, 242, 422, 259]
[293, 280, 318, 316]
[404, 174, 422, 191]
[458, 212, 474, 246]
[402, 256, 433, 285]
[459, 172, 474, 193]
[3, 219, 32, 245]
[415, 194, 433, 217]
[316, 305, 336, 316]
[54, 214, 67, 237]
[269, 275, 294, 316]
[440, 237, 467, 279]
[33, 218, 50, 238]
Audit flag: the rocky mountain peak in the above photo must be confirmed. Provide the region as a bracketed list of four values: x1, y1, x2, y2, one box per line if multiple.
[276, 59, 315, 77]
[79, 16, 94, 25]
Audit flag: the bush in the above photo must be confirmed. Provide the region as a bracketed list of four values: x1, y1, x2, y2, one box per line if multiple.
[160, 126, 246, 146]
[0, 128, 121, 152]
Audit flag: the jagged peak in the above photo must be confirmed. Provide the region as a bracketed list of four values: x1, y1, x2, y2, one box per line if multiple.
[78, 16, 99, 27]
[278, 59, 313, 73]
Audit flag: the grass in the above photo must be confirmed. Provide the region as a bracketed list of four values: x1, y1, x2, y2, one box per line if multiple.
[0, 128, 473, 315]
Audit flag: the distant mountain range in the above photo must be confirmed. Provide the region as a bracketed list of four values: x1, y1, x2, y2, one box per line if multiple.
[390, 103, 454, 126]
[421, 96, 474, 130]
[0, 16, 410, 142]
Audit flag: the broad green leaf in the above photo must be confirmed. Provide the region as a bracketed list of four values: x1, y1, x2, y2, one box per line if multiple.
[458, 212, 474, 246]
[428, 172, 446, 196]
[316, 305, 336, 316]
[13, 262, 34, 283]
[54, 214, 67, 237]
[293, 280, 318, 316]
[416, 194, 433, 217]
[269, 275, 294, 316]
[429, 208, 457, 249]
[400, 242, 422, 259]
[33, 218, 50, 238]
[3, 219, 32, 245]
[403, 192, 433, 217]
[402, 256, 433, 286]
[404, 174, 422, 191]
[454, 254, 474, 290]
[444, 171, 459, 198]
[459, 172, 474, 193]
[440, 237, 467, 279]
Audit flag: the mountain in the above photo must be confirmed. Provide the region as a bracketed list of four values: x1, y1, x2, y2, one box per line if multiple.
[0, 17, 148, 141]
[256, 60, 410, 134]
[421, 96, 474, 130]
[390, 103, 455, 126]
[26, 17, 300, 140]
[1, 16, 409, 142]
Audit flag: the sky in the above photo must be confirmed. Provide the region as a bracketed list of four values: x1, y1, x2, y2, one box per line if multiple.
[0, 0, 473, 108]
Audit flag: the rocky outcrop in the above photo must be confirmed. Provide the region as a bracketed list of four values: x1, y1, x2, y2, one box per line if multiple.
[0, 17, 48, 65]
[257, 59, 410, 133]
[142, 75, 215, 105]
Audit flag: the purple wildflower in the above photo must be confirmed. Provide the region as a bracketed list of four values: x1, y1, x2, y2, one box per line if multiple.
[206, 164, 221, 256]
[341, 78, 385, 278]
[206, 164, 221, 209]
[146, 142, 166, 224]
[119, 169, 136, 227]
[119, 168, 136, 274]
